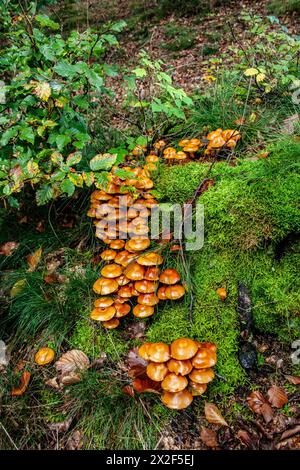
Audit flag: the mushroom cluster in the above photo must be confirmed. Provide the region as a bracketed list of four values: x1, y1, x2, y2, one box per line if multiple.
[87, 155, 185, 329]
[137, 338, 217, 409]
[161, 129, 241, 162]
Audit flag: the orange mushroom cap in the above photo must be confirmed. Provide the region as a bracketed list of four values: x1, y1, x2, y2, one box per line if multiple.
[147, 343, 170, 363]
[170, 338, 198, 360]
[189, 368, 215, 384]
[159, 268, 180, 285]
[146, 362, 168, 382]
[161, 373, 188, 393]
[161, 390, 193, 409]
[157, 286, 168, 300]
[178, 139, 190, 147]
[137, 293, 159, 306]
[165, 284, 185, 300]
[90, 305, 116, 322]
[118, 285, 134, 298]
[206, 128, 222, 141]
[138, 342, 152, 360]
[101, 263, 123, 279]
[115, 274, 130, 286]
[114, 302, 131, 318]
[93, 277, 119, 295]
[134, 280, 158, 294]
[144, 266, 160, 281]
[34, 347, 55, 366]
[133, 304, 155, 318]
[94, 297, 114, 308]
[124, 262, 145, 281]
[137, 252, 163, 266]
[125, 237, 151, 252]
[189, 381, 207, 396]
[102, 318, 120, 329]
[100, 249, 117, 261]
[167, 359, 193, 376]
[145, 155, 159, 163]
[216, 287, 227, 301]
[109, 240, 125, 250]
[191, 348, 217, 369]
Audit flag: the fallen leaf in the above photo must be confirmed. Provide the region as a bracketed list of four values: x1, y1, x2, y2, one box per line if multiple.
[66, 430, 83, 450]
[236, 430, 259, 450]
[267, 385, 288, 409]
[13, 359, 26, 373]
[204, 402, 228, 427]
[44, 273, 67, 284]
[35, 220, 45, 233]
[10, 279, 26, 297]
[90, 353, 107, 369]
[27, 247, 42, 272]
[11, 371, 31, 396]
[45, 377, 60, 389]
[55, 349, 90, 386]
[244, 68, 259, 77]
[34, 82, 51, 102]
[200, 426, 218, 448]
[247, 391, 274, 423]
[127, 322, 146, 340]
[280, 425, 300, 441]
[0, 241, 19, 256]
[132, 377, 161, 394]
[122, 385, 135, 397]
[127, 348, 148, 378]
[285, 375, 300, 385]
[48, 417, 72, 433]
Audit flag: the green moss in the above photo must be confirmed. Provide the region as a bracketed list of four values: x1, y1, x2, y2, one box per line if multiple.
[70, 318, 129, 361]
[39, 389, 66, 424]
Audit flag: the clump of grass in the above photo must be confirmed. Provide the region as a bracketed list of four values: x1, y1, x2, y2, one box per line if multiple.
[161, 24, 197, 52]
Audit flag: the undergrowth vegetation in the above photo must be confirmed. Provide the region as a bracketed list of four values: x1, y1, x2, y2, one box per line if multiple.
[0, 0, 299, 451]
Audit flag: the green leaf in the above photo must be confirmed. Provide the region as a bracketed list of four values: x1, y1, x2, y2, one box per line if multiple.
[56, 135, 71, 151]
[54, 62, 77, 78]
[244, 68, 259, 77]
[0, 127, 19, 146]
[19, 126, 35, 144]
[66, 152, 82, 166]
[36, 14, 60, 30]
[85, 69, 104, 90]
[36, 186, 54, 205]
[61, 178, 75, 196]
[133, 67, 147, 78]
[90, 153, 117, 171]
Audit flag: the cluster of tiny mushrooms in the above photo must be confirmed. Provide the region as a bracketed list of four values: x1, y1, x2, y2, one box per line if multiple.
[33, 129, 240, 408]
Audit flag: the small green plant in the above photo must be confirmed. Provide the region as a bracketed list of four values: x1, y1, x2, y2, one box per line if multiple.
[161, 24, 197, 52]
[0, 3, 126, 207]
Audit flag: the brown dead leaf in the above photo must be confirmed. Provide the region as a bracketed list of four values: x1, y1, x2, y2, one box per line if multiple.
[267, 385, 288, 409]
[35, 220, 45, 233]
[66, 430, 84, 450]
[0, 241, 19, 256]
[127, 348, 148, 378]
[45, 377, 60, 389]
[44, 273, 67, 284]
[247, 391, 274, 423]
[280, 425, 300, 441]
[132, 377, 161, 394]
[13, 359, 26, 374]
[204, 402, 229, 427]
[236, 430, 259, 450]
[122, 385, 135, 397]
[55, 349, 90, 386]
[285, 375, 300, 385]
[48, 417, 72, 433]
[200, 426, 218, 448]
[27, 247, 42, 272]
[11, 371, 31, 396]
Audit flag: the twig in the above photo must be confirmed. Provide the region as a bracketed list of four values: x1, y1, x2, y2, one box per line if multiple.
[0, 421, 19, 450]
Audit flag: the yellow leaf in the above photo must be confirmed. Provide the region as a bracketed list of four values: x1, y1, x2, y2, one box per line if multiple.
[256, 73, 266, 83]
[244, 68, 259, 77]
[204, 402, 229, 426]
[249, 112, 257, 123]
[27, 247, 43, 272]
[10, 279, 26, 297]
[34, 82, 51, 102]
[202, 74, 216, 82]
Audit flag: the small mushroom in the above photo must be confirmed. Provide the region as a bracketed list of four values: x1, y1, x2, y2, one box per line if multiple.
[138, 342, 152, 360]
[161, 390, 193, 409]
[147, 343, 170, 363]
[216, 287, 227, 301]
[165, 284, 185, 300]
[94, 297, 114, 308]
[134, 280, 158, 294]
[157, 286, 168, 300]
[114, 302, 131, 318]
[34, 347, 55, 366]
[137, 293, 159, 306]
[90, 305, 116, 322]
[100, 249, 117, 261]
[144, 266, 160, 281]
[115, 274, 131, 286]
[189, 381, 207, 396]
[137, 252, 163, 266]
[125, 237, 151, 252]
[101, 263, 123, 279]
[191, 348, 217, 369]
[133, 304, 154, 318]
[161, 373, 188, 392]
[124, 262, 145, 281]
[170, 338, 198, 360]
[189, 368, 215, 384]
[102, 318, 120, 329]
[159, 268, 180, 285]
[110, 240, 125, 250]
[118, 285, 134, 298]
[93, 278, 119, 295]
[146, 362, 168, 382]
[167, 359, 193, 376]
